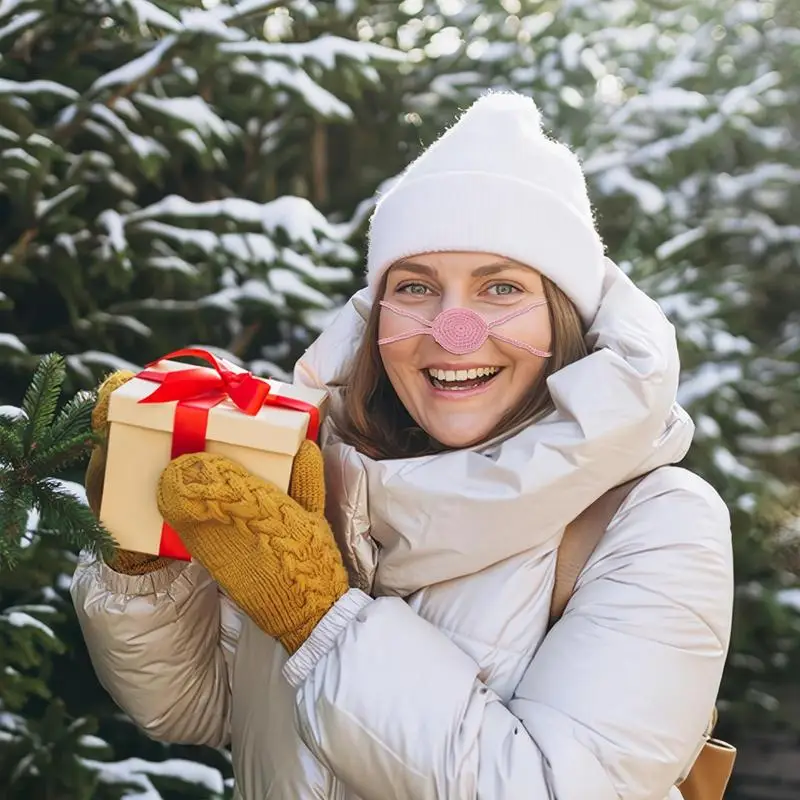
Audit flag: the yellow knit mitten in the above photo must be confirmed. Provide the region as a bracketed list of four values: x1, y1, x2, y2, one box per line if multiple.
[87, 370, 174, 576]
[157, 441, 349, 654]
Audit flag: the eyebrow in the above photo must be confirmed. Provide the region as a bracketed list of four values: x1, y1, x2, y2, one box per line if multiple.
[393, 259, 522, 278]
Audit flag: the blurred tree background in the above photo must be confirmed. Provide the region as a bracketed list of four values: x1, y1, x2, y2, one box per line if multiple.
[0, 0, 798, 797]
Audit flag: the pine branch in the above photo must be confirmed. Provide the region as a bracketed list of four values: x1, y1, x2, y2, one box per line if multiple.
[0, 420, 24, 463]
[36, 390, 96, 453]
[27, 431, 98, 476]
[20, 353, 66, 453]
[32, 481, 117, 562]
[0, 353, 115, 569]
[0, 485, 33, 569]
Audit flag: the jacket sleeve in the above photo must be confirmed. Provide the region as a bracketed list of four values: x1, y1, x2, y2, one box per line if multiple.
[282, 470, 733, 800]
[71, 553, 235, 748]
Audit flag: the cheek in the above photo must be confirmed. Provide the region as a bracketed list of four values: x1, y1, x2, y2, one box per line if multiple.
[502, 313, 552, 355]
[378, 312, 422, 376]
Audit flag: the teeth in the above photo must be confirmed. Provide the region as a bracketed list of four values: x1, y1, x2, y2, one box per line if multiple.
[427, 367, 500, 382]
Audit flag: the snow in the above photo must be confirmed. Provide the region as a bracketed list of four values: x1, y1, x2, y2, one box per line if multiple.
[4, 611, 56, 639]
[215, 0, 286, 22]
[0, 333, 27, 353]
[1, 147, 39, 169]
[36, 185, 82, 220]
[221, 232, 278, 264]
[78, 735, 108, 750]
[135, 221, 219, 253]
[714, 164, 800, 201]
[0, 404, 25, 420]
[712, 447, 753, 480]
[180, 7, 242, 38]
[134, 94, 234, 140]
[127, 195, 340, 249]
[281, 248, 352, 283]
[221, 33, 404, 69]
[66, 352, 142, 380]
[269, 269, 333, 307]
[200, 280, 281, 311]
[146, 255, 199, 276]
[0, 78, 77, 100]
[91, 105, 169, 161]
[89, 312, 151, 338]
[247, 358, 291, 382]
[777, 590, 800, 613]
[85, 757, 225, 799]
[677, 362, 742, 406]
[126, 0, 182, 31]
[233, 59, 354, 119]
[98, 210, 128, 254]
[741, 433, 800, 455]
[597, 166, 666, 214]
[655, 227, 707, 261]
[610, 87, 708, 125]
[719, 71, 781, 116]
[0, 0, 30, 18]
[91, 35, 177, 93]
[0, 9, 41, 42]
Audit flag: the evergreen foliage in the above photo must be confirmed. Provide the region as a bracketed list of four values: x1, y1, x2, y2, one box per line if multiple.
[0, 0, 797, 796]
[0, 352, 115, 568]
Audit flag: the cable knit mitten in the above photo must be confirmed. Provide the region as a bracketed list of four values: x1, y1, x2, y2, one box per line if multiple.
[157, 440, 350, 654]
[86, 370, 174, 576]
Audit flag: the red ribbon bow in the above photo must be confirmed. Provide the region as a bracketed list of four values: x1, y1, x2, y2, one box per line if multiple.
[135, 348, 320, 560]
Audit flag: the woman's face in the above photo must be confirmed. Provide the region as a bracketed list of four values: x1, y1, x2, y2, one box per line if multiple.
[378, 252, 553, 449]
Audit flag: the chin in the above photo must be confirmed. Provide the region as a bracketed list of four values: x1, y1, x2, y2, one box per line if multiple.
[427, 423, 495, 450]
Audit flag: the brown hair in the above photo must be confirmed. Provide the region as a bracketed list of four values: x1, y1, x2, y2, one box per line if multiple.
[337, 272, 588, 460]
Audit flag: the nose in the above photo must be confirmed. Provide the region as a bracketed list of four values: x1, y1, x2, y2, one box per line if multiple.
[431, 307, 490, 355]
[439, 289, 469, 314]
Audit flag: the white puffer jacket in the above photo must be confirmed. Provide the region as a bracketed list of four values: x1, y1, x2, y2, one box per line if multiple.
[71, 259, 734, 800]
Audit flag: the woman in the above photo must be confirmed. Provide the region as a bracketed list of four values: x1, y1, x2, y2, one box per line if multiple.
[72, 92, 734, 800]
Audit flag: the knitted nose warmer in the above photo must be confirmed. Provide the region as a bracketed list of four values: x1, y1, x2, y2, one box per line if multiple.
[377, 299, 552, 358]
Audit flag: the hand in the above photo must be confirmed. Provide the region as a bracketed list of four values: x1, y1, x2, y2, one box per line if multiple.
[157, 442, 350, 654]
[87, 370, 174, 575]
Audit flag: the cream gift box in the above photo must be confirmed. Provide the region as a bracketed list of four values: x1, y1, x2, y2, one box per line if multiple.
[98, 351, 328, 560]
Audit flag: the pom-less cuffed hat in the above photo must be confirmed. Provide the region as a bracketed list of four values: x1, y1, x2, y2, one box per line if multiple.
[366, 92, 605, 323]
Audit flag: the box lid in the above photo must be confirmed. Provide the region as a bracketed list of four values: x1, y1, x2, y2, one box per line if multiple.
[107, 360, 329, 455]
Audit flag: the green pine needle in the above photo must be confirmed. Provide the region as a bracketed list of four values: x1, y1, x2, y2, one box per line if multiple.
[0, 353, 117, 569]
[20, 353, 67, 453]
[0, 419, 24, 462]
[36, 390, 97, 454]
[33, 481, 116, 562]
[28, 431, 100, 476]
[0, 485, 33, 569]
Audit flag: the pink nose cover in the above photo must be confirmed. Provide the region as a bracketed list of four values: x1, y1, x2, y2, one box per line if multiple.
[377, 299, 552, 357]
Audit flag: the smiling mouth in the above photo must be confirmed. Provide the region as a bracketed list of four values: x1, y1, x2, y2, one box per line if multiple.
[425, 366, 503, 391]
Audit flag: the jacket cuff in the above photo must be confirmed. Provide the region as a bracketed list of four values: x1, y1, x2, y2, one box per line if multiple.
[283, 588, 372, 688]
[75, 550, 194, 596]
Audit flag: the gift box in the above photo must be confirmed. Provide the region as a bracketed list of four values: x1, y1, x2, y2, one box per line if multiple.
[98, 348, 329, 560]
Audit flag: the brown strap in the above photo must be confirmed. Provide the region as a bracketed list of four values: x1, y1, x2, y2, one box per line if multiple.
[548, 477, 645, 628]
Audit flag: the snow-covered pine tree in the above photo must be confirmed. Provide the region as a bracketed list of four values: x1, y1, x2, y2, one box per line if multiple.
[351, 0, 800, 737]
[0, 0, 402, 796]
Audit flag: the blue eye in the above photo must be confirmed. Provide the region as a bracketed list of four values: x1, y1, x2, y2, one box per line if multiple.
[398, 282, 432, 296]
[488, 283, 520, 296]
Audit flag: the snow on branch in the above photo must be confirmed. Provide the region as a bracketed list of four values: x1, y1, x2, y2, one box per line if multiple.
[125, 195, 344, 248]
[90, 35, 177, 94]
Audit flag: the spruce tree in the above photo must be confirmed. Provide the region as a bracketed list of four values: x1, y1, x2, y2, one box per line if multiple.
[0, 0, 402, 796]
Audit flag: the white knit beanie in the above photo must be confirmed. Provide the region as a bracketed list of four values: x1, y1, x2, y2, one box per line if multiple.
[366, 92, 605, 323]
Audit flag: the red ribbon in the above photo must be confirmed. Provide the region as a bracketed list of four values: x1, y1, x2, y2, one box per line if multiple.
[136, 348, 320, 560]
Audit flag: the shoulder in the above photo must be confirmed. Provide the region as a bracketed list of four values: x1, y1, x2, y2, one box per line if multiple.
[581, 466, 734, 643]
[606, 465, 731, 552]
